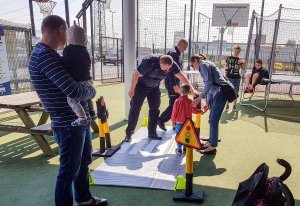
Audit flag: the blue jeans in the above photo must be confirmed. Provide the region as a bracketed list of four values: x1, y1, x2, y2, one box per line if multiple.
[175, 123, 185, 150]
[208, 91, 227, 147]
[53, 125, 93, 206]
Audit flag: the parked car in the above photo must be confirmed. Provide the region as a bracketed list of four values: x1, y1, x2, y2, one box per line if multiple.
[103, 52, 122, 65]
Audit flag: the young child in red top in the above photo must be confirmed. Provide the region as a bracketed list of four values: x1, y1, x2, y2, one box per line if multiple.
[171, 84, 200, 154]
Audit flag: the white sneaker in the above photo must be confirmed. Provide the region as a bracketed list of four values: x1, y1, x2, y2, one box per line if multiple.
[76, 196, 107, 206]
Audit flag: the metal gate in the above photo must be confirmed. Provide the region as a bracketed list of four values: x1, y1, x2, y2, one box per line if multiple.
[1, 25, 32, 94]
[94, 37, 123, 83]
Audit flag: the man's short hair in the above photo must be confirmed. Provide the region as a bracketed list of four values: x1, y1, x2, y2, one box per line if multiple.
[41, 15, 66, 33]
[178, 38, 188, 46]
[180, 84, 190, 94]
[234, 45, 241, 51]
[160, 55, 173, 65]
[256, 59, 263, 65]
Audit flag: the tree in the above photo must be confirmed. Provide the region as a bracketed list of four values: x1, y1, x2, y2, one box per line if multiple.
[286, 39, 296, 47]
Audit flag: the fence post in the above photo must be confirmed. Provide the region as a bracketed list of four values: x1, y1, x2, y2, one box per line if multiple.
[187, 0, 194, 70]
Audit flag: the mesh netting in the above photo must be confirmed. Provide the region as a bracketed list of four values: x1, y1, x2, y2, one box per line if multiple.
[241, 5, 300, 111]
[3, 26, 32, 94]
[34, 0, 57, 17]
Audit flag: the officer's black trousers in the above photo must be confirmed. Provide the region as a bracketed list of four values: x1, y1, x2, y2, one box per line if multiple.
[158, 83, 180, 124]
[126, 82, 161, 136]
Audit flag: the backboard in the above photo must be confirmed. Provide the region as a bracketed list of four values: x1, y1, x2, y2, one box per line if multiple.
[212, 4, 250, 27]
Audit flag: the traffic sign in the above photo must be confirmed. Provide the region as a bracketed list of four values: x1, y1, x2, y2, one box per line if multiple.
[175, 119, 201, 150]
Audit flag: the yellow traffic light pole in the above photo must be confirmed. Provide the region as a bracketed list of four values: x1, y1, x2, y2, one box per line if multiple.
[173, 118, 204, 203]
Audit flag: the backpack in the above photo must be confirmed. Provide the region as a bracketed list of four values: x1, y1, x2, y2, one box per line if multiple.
[232, 159, 295, 206]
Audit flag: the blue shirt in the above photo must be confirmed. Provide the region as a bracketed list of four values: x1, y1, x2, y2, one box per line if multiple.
[165, 46, 182, 88]
[28, 43, 96, 127]
[199, 61, 226, 99]
[137, 54, 180, 88]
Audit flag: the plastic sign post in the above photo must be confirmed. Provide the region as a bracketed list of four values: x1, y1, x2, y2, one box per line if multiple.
[173, 118, 204, 203]
[93, 96, 120, 157]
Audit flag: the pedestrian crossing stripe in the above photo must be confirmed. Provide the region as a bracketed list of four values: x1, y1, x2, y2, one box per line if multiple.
[175, 118, 201, 150]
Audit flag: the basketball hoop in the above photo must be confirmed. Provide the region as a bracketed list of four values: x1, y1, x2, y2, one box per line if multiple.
[33, 0, 57, 17]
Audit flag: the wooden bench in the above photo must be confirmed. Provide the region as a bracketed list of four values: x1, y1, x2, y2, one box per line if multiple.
[30, 123, 53, 136]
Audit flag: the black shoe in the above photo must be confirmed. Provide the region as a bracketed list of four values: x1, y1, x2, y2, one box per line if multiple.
[125, 135, 131, 142]
[148, 134, 162, 140]
[158, 121, 167, 131]
[197, 148, 217, 155]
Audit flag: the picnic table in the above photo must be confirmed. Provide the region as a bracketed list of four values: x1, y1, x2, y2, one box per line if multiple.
[0, 91, 99, 156]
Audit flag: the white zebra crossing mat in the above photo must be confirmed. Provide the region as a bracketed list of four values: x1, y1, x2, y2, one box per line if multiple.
[92, 126, 186, 190]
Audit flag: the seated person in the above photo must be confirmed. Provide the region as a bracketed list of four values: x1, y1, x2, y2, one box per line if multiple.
[245, 59, 269, 93]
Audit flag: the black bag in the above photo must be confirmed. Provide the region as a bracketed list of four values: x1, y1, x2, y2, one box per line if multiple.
[208, 61, 238, 103]
[232, 159, 295, 206]
[219, 80, 238, 103]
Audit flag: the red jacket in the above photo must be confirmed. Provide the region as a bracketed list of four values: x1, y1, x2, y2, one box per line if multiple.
[171, 95, 199, 124]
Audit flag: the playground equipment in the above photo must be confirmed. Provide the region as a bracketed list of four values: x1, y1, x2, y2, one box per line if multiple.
[173, 118, 204, 203]
[240, 4, 300, 111]
[92, 96, 120, 157]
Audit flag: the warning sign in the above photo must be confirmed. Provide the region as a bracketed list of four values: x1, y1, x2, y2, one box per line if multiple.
[175, 119, 201, 150]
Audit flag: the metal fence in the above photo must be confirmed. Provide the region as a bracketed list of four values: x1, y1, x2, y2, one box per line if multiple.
[94, 36, 123, 82]
[1, 25, 32, 94]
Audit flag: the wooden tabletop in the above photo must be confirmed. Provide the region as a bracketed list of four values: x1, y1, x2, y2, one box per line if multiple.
[0, 91, 41, 109]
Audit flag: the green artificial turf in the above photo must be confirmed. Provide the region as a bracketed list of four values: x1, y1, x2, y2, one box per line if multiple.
[0, 82, 299, 206]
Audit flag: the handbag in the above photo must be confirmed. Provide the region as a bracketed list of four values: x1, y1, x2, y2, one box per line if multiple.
[219, 80, 238, 103]
[208, 62, 238, 103]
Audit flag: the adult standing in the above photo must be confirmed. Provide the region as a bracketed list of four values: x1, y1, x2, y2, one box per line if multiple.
[158, 39, 188, 131]
[28, 15, 107, 206]
[190, 54, 227, 154]
[125, 54, 198, 142]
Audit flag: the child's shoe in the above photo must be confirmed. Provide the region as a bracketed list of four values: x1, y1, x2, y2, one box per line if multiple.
[71, 117, 88, 126]
[175, 148, 182, 154]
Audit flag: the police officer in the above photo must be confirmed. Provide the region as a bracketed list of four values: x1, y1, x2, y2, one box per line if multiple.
[158, 39, 188, 131]
[125, 54, 198, 142]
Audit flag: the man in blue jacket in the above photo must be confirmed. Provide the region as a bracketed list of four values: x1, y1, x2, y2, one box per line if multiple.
[125, 54, 198, 142]
[158, 39, 188, 131]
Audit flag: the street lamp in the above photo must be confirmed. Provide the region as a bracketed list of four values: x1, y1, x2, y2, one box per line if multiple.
[109, 10, 116, 38]
[143, 27, 148, 47]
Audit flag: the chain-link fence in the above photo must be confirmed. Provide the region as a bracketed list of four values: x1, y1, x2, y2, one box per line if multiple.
[1, 25, 32, 94]
[94, 36, 123, 82]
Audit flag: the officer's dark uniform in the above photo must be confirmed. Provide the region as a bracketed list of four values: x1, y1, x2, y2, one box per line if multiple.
[158, 46, 182, 126]
[125, 54, 180, 139]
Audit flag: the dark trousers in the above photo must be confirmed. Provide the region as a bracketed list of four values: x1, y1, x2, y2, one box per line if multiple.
[158, 84, 180, 123]
[125, 82, 161, 136]
[53, 125, 93, 206]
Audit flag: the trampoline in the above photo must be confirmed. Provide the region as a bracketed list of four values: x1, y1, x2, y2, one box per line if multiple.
[240, 74, 300, 111]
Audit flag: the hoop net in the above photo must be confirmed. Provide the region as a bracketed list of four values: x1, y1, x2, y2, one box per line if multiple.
[34, 0, 57, 17]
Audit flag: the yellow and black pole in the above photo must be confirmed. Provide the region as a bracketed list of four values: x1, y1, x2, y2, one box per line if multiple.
[173, 119, 204, 203]
[93, 96, 120, 157]
[195, 113, 201, 136]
